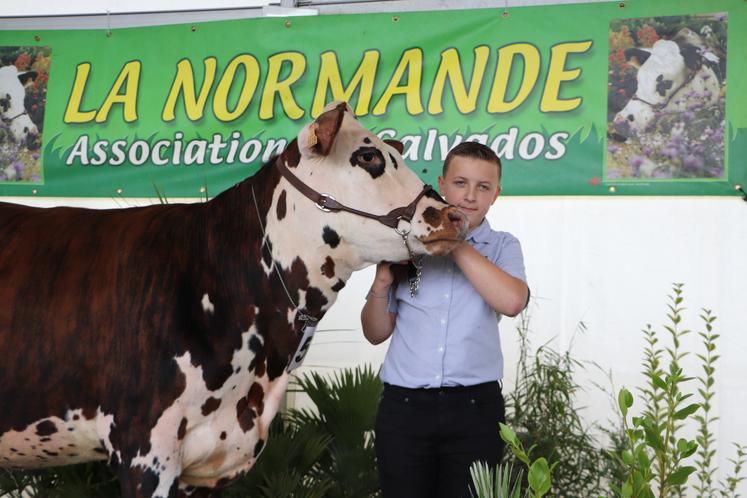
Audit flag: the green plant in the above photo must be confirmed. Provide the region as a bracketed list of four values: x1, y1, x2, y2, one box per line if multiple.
[0, 461, 119, 498]
[470, 462, 524, 498]
[719, 443, 746, 498]
[506, 312, 607, 497]
[610, 284, 727, 498]
[694, 309, 718, 496]
[286, 365, 383, 498]
[470, 423, 554, 498]
[222, 413, 333, 498]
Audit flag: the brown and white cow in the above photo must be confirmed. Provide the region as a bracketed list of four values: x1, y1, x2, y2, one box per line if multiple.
[0, 102, 468, 497]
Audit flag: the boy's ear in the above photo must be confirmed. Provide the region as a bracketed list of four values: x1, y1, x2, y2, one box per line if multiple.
[437, 175, 445, 193]
[492, 185, 502, 203]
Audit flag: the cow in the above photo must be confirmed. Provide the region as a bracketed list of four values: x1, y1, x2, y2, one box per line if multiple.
[609, 36, 722, 142]
[0, 101, 468, 497]
[0, 65, 39, 147]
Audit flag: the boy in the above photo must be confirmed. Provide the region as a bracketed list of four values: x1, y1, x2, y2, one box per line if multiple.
[361, 142, 529, 498]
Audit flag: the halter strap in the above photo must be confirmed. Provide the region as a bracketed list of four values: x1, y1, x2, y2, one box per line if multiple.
[275, 156, 433, 229]
[2, 110, 28, 123]
[631, 63, 702, 111]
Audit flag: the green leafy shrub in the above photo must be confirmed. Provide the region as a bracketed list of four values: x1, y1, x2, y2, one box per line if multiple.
[505, 312, 609, 497]
[608, 284, 744, 498]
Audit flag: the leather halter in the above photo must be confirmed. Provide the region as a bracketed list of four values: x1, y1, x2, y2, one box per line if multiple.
[275, 156, 434, 229]
[1, 110, 28, 124]
[630, 63, 701, 111]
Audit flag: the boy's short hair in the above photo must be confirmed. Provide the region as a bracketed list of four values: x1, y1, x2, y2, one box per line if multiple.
[443, 141, 502, 180]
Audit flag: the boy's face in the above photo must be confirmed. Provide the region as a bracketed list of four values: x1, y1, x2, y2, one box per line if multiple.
[437, 155, 501, 230]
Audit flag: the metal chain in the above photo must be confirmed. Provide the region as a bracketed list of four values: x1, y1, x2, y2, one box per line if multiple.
[395, 224, 423, 297]
[408, 255, 423, 298]
[251, 184, 317, 326]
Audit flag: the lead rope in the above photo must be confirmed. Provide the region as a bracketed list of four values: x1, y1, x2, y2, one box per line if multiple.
[395, 225, 423, 297]
[251, 185, 318, 372]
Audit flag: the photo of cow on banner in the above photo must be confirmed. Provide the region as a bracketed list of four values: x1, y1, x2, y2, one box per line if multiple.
[0, 45, 49, 183]
[606, 13, 727, 180]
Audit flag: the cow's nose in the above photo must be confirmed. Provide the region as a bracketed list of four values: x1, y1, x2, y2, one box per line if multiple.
[613, 119, 631, 137]
[445, 207, 468, 235]
[26, 132, 40, 150]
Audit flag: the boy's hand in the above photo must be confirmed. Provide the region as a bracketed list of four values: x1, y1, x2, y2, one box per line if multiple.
[372, 263, 396, 291]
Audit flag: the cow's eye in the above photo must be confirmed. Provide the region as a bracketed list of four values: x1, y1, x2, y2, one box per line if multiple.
[627, 114, 634, 122]
[353, 148, 383, 167]
[350, 146, 386, 178]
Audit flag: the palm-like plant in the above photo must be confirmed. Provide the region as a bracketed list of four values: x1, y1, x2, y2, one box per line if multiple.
[470, 462, 525, 498]
[223, 413, 333, 498]
[0, 461, 119, 498]
[287, 365, 383, 498]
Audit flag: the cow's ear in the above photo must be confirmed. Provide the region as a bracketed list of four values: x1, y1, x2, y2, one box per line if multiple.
[18, 70, 38, 87]
[679, 43, 701, 71]
[281, 138, 301, 168]
[624, 48, 651, 68]
[305, 102, 346, 156]
[384, 139, 405, 155]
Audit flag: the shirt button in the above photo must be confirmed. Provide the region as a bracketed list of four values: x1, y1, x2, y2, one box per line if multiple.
[438, 346, 444, 352]
[435, 375, 441, 380]
[444, 293, 449, 299]
[440, 319, 446, 325]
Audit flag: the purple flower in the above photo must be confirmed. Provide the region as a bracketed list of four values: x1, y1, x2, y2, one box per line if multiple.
[642, 146, 653, 157]
[12, 161, 24, 176]
[661, 146, 679, 159]
[608, 145, 620, 154]
[682, 154, 704, 171]
[32, 153, 39, 160]
[712, 130, 724, 142]
[629, 155, 644, 169]
[683, 111, 695, 122]
[707, 167, 724, 177]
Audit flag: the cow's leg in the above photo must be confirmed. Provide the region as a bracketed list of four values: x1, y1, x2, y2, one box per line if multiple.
[117, 462, 181, 498]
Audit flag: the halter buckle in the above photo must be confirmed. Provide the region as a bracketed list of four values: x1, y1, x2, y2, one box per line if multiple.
[315, 193, 336, 212]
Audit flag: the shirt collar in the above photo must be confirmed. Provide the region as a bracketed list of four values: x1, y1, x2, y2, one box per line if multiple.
[467, 218, 492, 244]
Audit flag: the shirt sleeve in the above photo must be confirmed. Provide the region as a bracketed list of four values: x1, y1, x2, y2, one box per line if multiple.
[493, 234, 527, 283]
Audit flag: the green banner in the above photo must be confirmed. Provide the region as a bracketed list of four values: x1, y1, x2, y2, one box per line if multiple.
[0, 0, 745, 197]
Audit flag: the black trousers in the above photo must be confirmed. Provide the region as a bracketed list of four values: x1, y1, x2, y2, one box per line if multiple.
[375, 381, 505, 498]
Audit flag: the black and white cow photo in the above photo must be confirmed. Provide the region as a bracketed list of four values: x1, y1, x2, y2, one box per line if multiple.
[0, 46, 49, 183]
[606, 14, 727, 180]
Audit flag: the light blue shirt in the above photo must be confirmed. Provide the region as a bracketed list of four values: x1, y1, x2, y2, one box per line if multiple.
[380, 219, 527, 388]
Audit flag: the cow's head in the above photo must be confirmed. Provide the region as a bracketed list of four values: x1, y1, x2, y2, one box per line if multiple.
[610, 39, 702, 141]
[274, 101, 468, 271]
[0, 66, 39, 147]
